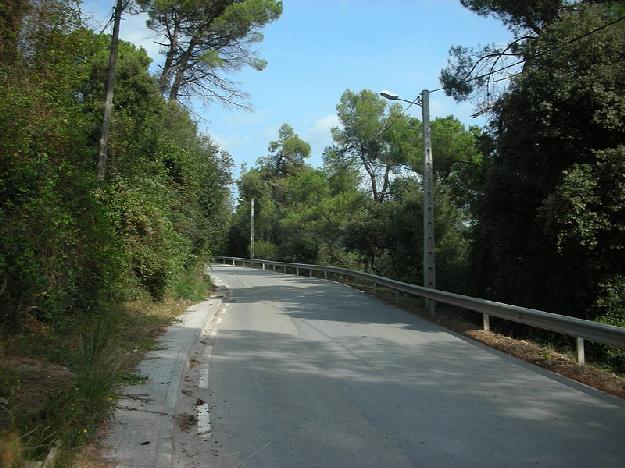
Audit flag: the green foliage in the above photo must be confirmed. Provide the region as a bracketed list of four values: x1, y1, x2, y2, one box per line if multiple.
[0, 1, 233, 463]
[253, 240, 279, 260]
[229, 105, 478, 292]
[0, 0, 28, 63]
[443, 1, 625, 372]
[467, 5, 625, 317]
[327, 89, 405, 202]
[0, 0, 232, 325]
[258, 123, 311, 176]
[460, 0, 562, 33]
[141, 0, 282, 102]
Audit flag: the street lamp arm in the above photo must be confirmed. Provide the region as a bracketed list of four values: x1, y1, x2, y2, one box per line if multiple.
[380, 90, 422, 107]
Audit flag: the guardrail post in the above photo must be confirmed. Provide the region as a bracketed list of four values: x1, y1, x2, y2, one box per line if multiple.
[372, 282, 377, 295]
[324, 271, 328, 280]
[309, 269, 312, 277]
[262, 263, 265, 271]
[273, 264, 276, 271]
[483, 314, 491, 332]
[576, 338, 585, 365]
[232, 259, 235, 266]
[296, 267, 299, 276]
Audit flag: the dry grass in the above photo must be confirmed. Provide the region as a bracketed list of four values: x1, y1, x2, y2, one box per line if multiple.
[0, 294, 203, 468]
[72, 296, 202, 467]
[0, 356, 73, 422]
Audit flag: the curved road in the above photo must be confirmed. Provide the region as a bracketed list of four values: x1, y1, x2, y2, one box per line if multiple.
[183, 264, 625, 467]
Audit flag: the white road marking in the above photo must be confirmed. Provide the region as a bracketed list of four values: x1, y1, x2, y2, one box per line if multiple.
[197, 404, 211, 438]
[235, 442, 272, 467]
[199, 368, 209, 388]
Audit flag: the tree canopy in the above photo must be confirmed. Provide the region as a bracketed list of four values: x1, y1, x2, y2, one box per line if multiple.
[258, 123, 311, 177]
[140, 0, 282, 104]
[0, 0, 232, 329]
[438, 1, 625, 368]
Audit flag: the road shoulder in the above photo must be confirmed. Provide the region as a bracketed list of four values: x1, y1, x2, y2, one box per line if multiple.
[100, 298, 222, 467]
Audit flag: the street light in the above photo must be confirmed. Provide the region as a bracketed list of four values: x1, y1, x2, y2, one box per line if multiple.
[250, 198, 255, 259]
[381, 89, 436, 315]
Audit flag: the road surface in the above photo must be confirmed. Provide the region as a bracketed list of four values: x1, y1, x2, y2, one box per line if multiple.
[175, 264, 625, 467]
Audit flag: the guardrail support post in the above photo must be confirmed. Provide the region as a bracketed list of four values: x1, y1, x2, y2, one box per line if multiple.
[576, 338, 585, 365]
[483, 314, 490, 332]
[309, 269, 312, 277]
[324, 271, 328, 280]
[232, 259, 235, 266]
[262, 263, 265, 271]
[283, 265, 287, 273]
[273, 264, 276, 271]
[372, 282, 377, 295]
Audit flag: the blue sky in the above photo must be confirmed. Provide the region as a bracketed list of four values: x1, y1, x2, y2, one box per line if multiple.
[82, 0, 511, 176]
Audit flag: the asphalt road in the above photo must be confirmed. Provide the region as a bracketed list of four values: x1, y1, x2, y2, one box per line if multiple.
[190, 264, 625, 468]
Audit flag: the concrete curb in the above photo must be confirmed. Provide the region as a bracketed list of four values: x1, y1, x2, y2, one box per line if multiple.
[103, 298, 222, 468]
[155, 300, 222, 467]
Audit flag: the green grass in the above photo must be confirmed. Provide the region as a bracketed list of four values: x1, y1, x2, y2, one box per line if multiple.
[0, 264, 214, 466]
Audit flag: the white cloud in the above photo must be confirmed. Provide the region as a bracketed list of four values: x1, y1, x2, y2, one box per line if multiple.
[210, 133, 251, 154]
[119, 13, 162, 64]
[312, 114, 340, 133]
[81, 2, 162, 69]
[304, 114, 339, 157]
[260, 123, 283, 141]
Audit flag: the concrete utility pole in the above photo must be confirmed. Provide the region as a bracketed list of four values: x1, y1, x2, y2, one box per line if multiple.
[380, 89, 436, 314]
[97, 0, 124, 181]
[421, 89, 436, 315]
[250, 198, 255, 259]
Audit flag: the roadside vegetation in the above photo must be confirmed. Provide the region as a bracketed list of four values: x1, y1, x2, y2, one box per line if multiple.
[2, 0, 624, 464]
[227, 1, 625, 376]
[0, 0, 267, 464]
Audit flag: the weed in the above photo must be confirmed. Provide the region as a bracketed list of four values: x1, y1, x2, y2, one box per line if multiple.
[172, 263, 211, 302]
[0, 430, 23, 468]
[119, 372, 148, 385]
[0, 267, 214, 466]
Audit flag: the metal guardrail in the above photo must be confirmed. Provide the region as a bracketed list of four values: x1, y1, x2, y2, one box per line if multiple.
[212, 256, 625, 364]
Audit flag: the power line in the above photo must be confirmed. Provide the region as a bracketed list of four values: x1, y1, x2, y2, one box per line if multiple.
[358, 14, 625, 156]
[463, 14, 625, 86]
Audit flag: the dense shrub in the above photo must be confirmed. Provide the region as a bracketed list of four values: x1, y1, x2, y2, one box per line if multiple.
[0, 0, 231, 330]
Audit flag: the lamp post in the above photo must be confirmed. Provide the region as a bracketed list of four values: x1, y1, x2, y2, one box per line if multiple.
[380, 89, 436, 315]
[250, 198, 255, 259]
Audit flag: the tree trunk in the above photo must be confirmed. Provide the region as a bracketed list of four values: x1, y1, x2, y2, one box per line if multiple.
[158, 11, 179, 95]
[380, 164, 391, 202]
[169, 37, 196, 101]
[359, 146, 379, 202]
[97, 0, 123, 182]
